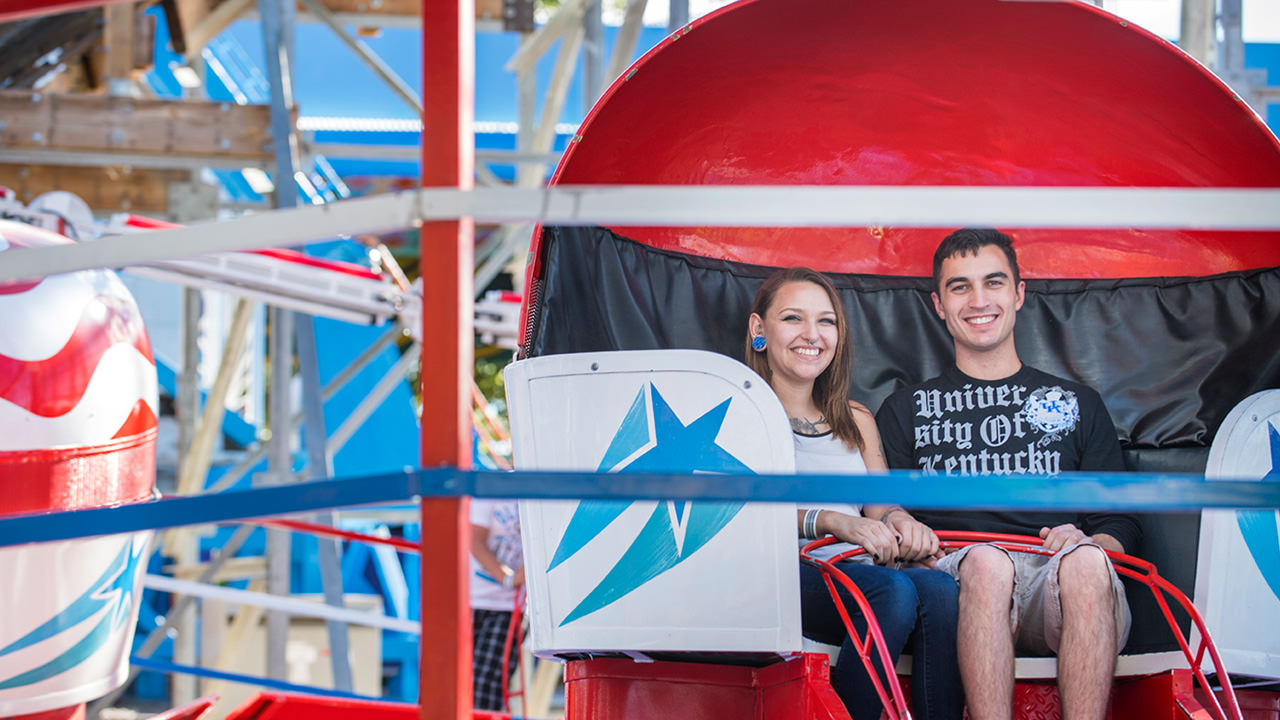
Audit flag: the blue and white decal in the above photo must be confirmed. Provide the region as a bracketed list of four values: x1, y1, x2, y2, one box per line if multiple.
[0, 535, 146, 690]
[549, 382, 751, 625]
[1237, 422, 1280, 603]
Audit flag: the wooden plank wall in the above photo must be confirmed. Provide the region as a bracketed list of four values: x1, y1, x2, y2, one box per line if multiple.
[0, 164, 189, 214]
[0, 90, 278, 159]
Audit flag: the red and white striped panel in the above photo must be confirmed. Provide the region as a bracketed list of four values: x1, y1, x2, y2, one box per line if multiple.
[0, 220, 158, 516]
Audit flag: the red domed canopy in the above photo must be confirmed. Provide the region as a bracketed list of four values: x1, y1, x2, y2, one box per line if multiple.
[542, 0, 1280, 279]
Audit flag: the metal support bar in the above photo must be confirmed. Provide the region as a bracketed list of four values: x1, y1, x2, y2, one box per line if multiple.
[533, 24, 584, 155]
[1220, 0, 1244, 74]
[144, 574, 421, 634]
[297, 0, 423, 113]
[310, 143, 561, 165]
[7, 187, 1280, 283]
[4, 469, 1279, 548]
[259, 0, 301, 209]
[606, 0, 648, 85]
[295, 315, 354, 692]
[170, 287, 202, 705]
[175, 299, 255, 498]
[504, 0, 588, 73]
[176, 289, 202, 491]
[514, 65, 539, 188]
[475, 163, 506, 188]
[264, 306, 294, 682]
[258, 0, 302, 682]
[582, 0, 604, 112]
[1179, 0, 1215, 69]
[667, 0, 687, 33]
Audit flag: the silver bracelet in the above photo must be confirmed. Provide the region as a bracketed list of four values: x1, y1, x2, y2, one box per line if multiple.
[802, 508, 822, 539]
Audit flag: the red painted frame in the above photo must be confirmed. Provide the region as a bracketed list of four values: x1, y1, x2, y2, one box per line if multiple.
[419, 2, 475, 720]
[798, 546, 912, 719]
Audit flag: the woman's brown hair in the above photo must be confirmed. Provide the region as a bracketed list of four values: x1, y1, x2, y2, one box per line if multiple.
[744, 267, 863, 452]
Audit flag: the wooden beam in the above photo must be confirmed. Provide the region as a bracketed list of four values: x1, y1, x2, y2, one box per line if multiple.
[606, 0, 647, 85]
[182, 0, 252, 64]
[102, 2, 136, 82]
[0, 90, 279, 161]
[0, 163, 188, 214]
[308, 0, 497, 18]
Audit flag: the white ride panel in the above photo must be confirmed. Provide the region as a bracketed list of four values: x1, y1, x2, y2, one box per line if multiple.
[1195, 389, 1280, 679]
[505, 349, 800, 657]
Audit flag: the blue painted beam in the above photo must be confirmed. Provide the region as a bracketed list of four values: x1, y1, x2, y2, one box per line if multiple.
[1, 469, 1278, 548]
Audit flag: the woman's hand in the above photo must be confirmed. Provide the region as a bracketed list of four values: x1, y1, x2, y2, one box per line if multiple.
[819, 511, 900, 566]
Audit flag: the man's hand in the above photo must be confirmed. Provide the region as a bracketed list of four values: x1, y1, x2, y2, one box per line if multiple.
[1039, 523, 1089, 552]
[884, 510, 942, 564]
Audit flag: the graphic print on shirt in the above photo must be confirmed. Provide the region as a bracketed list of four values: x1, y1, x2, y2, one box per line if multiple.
[488, 502, 523, 571]
[912, 382, 1078, 476]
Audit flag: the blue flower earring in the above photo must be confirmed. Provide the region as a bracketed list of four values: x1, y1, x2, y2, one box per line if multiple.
[751, 335, 767, 352]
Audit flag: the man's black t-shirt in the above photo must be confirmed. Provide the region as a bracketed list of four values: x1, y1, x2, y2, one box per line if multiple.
[875, 364, 1141, 553]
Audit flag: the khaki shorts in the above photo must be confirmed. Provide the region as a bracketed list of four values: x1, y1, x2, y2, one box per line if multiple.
[936, 542, 1131, 655]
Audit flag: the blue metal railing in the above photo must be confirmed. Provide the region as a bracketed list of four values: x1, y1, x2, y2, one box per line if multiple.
[2, 468, 1277, 548]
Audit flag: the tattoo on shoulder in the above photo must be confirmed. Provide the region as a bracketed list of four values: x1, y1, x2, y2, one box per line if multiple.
[791, 416, 827, 435]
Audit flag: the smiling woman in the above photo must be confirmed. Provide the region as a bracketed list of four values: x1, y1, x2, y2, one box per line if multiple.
[740, 266, 964, 720]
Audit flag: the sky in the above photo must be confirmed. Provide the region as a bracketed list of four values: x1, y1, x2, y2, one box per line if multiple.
[623, 0, 1280, 42]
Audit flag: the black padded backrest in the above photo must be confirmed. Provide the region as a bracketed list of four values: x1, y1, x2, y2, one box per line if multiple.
[1122, 449, 1208, 652]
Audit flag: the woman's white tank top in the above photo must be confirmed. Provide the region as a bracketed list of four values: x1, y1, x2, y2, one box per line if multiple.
[794, 431, 869, 560]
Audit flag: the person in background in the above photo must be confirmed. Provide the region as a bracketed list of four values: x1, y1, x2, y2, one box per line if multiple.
[746, 266, 963, 720]
[470, 498, 525, 712]
[876, 228, 1140, 720]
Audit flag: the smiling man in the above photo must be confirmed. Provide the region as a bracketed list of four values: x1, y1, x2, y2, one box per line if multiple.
[875, 228, 1141, 720]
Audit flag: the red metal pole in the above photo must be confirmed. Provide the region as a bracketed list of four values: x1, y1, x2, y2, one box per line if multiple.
[420, 0, 475, 718]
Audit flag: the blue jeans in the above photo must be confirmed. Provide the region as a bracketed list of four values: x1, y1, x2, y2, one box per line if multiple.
[800, 562, 962, 720]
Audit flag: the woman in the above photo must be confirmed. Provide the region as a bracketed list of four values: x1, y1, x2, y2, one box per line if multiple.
[745, 267, 962, 720]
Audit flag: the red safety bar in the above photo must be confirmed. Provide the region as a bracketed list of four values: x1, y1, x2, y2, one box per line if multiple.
[807, 532, 1244, 720]
[499, 588, 527, 715]
[256, 518, 421, 552]
[799, 541, 913, 720]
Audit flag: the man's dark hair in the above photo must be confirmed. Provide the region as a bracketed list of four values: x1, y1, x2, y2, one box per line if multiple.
[932, 227, 1020, 293]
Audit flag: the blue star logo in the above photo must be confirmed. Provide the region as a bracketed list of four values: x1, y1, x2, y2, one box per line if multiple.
[0, 535, 147, 689]
[548, 383, 751, 625]
[1236, 422, 1280, 603]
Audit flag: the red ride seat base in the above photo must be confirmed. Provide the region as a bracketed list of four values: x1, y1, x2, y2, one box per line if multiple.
[565, 654, 850, 720]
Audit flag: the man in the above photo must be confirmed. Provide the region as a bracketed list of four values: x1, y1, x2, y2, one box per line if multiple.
[875, 228, 1141, 720]
[470, 498, 525, 712]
